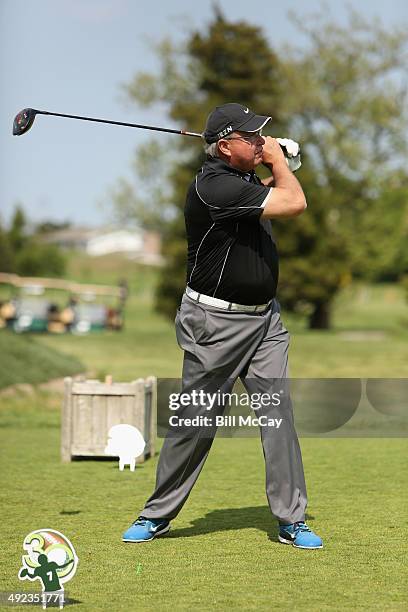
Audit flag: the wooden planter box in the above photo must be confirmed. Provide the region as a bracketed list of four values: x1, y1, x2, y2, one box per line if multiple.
[61, 376, 156, 463]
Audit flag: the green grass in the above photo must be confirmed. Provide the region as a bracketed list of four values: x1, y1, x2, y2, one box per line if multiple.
[2, 254, 407, 380]
[0, 392, 407, 611]
[33, 257, 408, 379]
[0, 331, 83, 389]
[1, 255, 408, 610]
[286, 283, 408, 377]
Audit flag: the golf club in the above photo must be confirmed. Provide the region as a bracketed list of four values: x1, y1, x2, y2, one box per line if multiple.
[12, 108, 203, 138]
[12, 107, 300, 161]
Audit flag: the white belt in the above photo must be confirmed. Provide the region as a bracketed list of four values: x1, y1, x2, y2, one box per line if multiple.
[186, 286, 271, 312]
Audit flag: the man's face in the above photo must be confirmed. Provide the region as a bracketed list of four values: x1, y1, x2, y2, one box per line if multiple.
[218, 130, 265, 172]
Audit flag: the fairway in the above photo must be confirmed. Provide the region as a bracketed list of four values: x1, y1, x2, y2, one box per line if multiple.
[0, 393, 407, 610]
[1, 255, 407, 610]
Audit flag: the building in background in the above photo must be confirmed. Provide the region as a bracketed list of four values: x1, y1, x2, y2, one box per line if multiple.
[42, 226, 163, 265]
[86, 229, 143, 256]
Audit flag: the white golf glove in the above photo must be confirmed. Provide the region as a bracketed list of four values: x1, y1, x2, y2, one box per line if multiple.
[276, 138, 302, 172]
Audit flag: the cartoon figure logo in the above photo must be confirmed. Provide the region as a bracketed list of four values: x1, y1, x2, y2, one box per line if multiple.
[18, 529, 78, 607]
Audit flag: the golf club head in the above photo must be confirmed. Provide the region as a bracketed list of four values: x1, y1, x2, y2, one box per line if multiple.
[13, 108, 38, 136]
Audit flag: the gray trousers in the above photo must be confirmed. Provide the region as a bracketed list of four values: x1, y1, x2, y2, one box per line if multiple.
[142, 293, 307, 524]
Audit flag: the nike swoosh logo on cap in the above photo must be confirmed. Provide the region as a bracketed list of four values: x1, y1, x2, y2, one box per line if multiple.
[244, 108, 249, 113]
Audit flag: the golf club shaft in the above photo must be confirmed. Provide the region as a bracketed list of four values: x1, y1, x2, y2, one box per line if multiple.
[35, 109, 202, 138]
[14, 108, 299, 160]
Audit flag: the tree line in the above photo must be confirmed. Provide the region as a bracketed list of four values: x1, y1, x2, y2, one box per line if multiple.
[0, 206, 66, 277]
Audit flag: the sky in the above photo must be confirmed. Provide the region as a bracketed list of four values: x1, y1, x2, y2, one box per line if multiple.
[1, 0, 407, 228]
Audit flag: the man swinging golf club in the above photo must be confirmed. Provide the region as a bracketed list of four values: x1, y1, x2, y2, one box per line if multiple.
[123, 103, 323, 549]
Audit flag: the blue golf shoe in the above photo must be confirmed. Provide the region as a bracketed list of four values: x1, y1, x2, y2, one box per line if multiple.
[278, 521, 323, 549]
[122, 517, 170, 543]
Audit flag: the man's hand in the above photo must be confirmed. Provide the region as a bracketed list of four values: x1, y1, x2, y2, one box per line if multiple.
[262, 136, 287, 169]
[260, 137, 307, 219]
[276, 138, 302, 172]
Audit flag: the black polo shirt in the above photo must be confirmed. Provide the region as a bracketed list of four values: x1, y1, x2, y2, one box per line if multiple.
[185, 157, 279, 305]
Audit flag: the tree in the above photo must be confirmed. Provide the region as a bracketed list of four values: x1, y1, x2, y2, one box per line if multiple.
[275, 9, 408, 326]
[8, 205, 27, 253]
[35, 220, 71, 234]
[272, 160, 350, 328]
[0, 219, 13, 272]
[117, 7, 408, 327]
[3, 205, 66, 278]
[349, 181, 408, 282]
[15, 243, 66, 277]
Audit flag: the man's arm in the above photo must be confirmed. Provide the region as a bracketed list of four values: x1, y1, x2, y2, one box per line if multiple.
[260, 137, 307, 219]
[261, 176, 275, 187]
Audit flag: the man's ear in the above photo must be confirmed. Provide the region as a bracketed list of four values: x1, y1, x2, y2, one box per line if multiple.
[218, 139, 231, 159]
